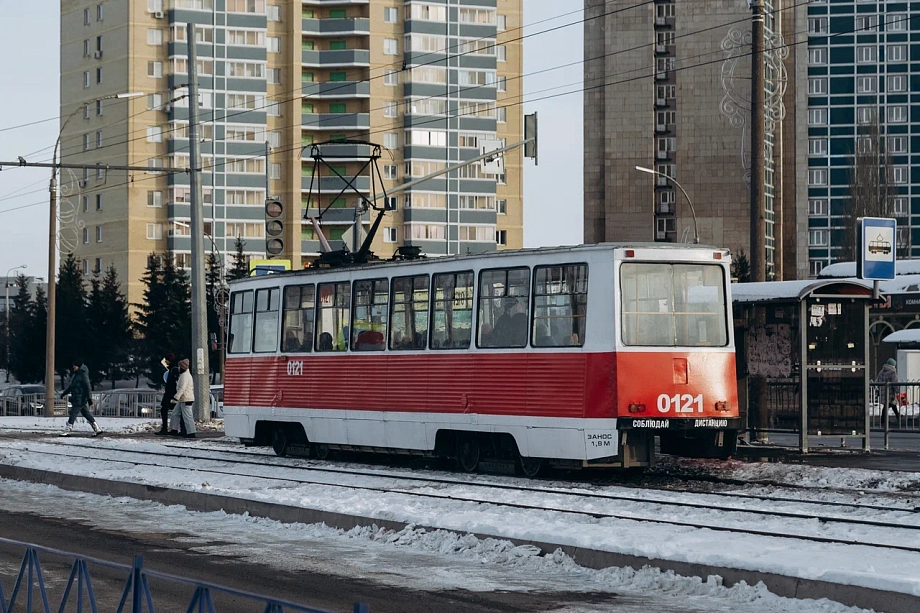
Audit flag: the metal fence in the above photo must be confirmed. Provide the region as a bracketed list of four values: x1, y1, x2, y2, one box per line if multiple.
[0, 536, 370, 612]
[0, 390, 160, 418]
[869, 381, 920, 435]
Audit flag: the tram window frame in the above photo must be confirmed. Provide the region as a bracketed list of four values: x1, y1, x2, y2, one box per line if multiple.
[476, 266, 531, 349]
[315, 281, 351, 352]
[430, 271, 474, 350]
[351, 278, 389, 351]
[227, 290, 254, 354]
[531, 263, 588, 348]
[619, 262, 728, 347]
[281, 284, 315, 353]
[389, 274, 430, 350]
[252, 287, 281, 353]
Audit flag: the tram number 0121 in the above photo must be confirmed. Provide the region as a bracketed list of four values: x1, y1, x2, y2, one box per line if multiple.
[657, 393, 703, 414]
[286, 361, 304, 377]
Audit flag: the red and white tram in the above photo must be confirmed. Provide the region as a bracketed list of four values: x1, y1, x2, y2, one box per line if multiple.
[223, 243, 740, 473]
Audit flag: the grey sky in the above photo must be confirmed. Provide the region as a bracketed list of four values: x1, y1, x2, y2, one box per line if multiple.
[0, 1, 583, 276]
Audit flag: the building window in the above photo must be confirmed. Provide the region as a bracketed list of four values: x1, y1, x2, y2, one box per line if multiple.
[496, 46, 506, 62]
[808, 138, 827, 156]
[83, 134, 91, 151]
[856, 76, 876, 93]
[808, 17, 827, 33]
[268, 36, 281, 53]
[266, 102, 281, 116]
[83, 260, 90, 275]
[146, 223, 163, 240]
[83, 228, 90, 244]
[854, 15, 878, 31]
[857, 45, 877, 63]
[888, 75, 906, 93]
[384, 70, 398, 86]
[894, 197, 908, 216]
[94, 259, 101, 274]
[496, 230, 507, 246]
[96, 68, 103, 84]
[147, 93, 162, 110]
[384, 165, 397, 180]
[96, 100, 103, 116]
[383, 101, 398, 118]
[147, 61, 162, 78]
[807, 78, 827, 95]
[497, 107, 507, 123]
[383, 132, 398, 149]
[95, 226, 102, 243]
[95, 194, 102, 210]
[856, 106, 875, 124]
[266, 4, 280, 20]
[808, 108, 827, 126]
[83, 71, 90, 88]
[83, 105, 91, 120]
[84, 8, 90, 25]
[889, 136, 906, 153]
[808, 48, 827, 65]
[808, 230, 828, 246]
[497, 76, 506, 92]
[83, 39, 90, 57]
[383, 38, 398, 55]
[888, 105, 907, 123]
[81, 196, 89, 212]
[808, 199, 828, 216]
[497, 14, 507, 30]
[808, 169, 828, 186]
[496, 199, 507, 215]
[887, 45, 907, 63]
[384, 227, 397, 243]
[147, 29, 163, 45]
[96, 4, 103, 21]
[147, 159, 164, 175]
[268, 68, 281, 84]
[892, 166, 908, 184]
[270, 163, 281, 180]
[809, 260, 824, 277]
[148, 191, 163, 208]
[268, 131, 281, 148]
[147, 125, 163, 142]
[384, 7, 398, 23]
[888, 14, 907, 32]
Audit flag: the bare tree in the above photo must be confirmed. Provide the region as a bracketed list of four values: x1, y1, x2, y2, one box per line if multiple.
[841, 118, 896, 261]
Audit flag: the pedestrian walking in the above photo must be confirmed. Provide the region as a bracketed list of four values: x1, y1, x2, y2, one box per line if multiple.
[60, 359, 102, 437]
[156, 353, 181, 436]
[169, 359, 197, 438]
[876, 358, 900, 420]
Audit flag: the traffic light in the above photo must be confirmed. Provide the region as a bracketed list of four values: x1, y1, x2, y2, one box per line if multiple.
[265, 197, 284, 257]
[524, 112, 538, 165]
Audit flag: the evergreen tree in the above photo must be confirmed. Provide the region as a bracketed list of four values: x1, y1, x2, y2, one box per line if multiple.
[227, 236, 249, 280]
[87, 266, 133, 388]
[32, 285, 48, 385]
[731, 250, 751, 283]
[205, 252, 224, 382]
[9, 275, 43, 383]
[55, 254, 88, 383]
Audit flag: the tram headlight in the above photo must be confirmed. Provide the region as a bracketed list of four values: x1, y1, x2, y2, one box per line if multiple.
[715, 401, 731, 412]
[627, 403, 646, 413]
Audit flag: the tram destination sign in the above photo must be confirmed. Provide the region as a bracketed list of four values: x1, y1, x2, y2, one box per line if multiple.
[857, 217, 896, 281]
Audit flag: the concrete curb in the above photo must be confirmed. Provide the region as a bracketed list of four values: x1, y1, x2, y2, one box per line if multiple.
[0, 464, 915, 613]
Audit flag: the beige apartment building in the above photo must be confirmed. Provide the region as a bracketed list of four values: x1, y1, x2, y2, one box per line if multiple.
[583, 0, 809, 280]
[60, 0, 523, 304]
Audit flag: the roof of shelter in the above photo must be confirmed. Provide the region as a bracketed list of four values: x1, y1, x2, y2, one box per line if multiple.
[882, 329, 920, 344]
[731, 279, 874, 304]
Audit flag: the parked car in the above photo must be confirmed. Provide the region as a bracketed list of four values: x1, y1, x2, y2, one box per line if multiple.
[0, 385, 68, 415]
[210, 385, 224, 419]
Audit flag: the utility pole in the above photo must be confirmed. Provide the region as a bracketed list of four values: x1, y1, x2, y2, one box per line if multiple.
[44, 159, 59, 414]
[750, 0, 767, 283]
[187, 23, 210, 421]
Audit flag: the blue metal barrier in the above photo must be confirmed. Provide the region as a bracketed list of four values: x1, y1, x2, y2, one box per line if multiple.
[0, 537, 370, 613]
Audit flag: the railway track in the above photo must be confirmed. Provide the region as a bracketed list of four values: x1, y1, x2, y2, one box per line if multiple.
[4, 438, 920, 555]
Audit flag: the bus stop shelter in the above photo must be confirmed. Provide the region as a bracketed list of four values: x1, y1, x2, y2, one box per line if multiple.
[732, 279, 878, 452]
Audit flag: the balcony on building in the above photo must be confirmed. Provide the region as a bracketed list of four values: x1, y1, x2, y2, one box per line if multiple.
[655, 15, 676, 28]
[655, 97, 671, 108]
[302, 207, 371, 224]
[302, 80, 370, 98]
[654, 123, 670, 135]
[654, 69, 670, 81]
[302, 49, 370, 67]
[655, 149, 673, 161]
[301, 112, 370, 130]
[301, 17, 370, 36]
[301, 174, 371, 192]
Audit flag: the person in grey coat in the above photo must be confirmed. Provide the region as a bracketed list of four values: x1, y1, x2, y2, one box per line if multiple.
[168, 359, 197, 438]
[60, 360, 102, 437]
[876, 358, 900, 419]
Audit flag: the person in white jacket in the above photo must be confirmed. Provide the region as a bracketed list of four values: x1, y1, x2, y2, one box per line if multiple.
[168, 359, 197, 438]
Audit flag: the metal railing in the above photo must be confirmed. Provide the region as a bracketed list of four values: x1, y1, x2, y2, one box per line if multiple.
[869, 381, 920, 448]
[0, 537, 370, 612]
[0, 394, 68, 417]
[0, 391, 159, 418]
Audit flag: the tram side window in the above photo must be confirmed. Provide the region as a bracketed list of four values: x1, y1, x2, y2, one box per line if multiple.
[352, 278, 389, 351]
[389, 275, 429, 350]
[430, 272, 474, 349]
[620, 263, 728, 347]
[228, 290, 254, 354]
[253, 287, 281, 353]
[532, 264, 588, 347]
[477, 267, 530, 348]
[281, 284, 315, 353]
[316, 282, 351, 352]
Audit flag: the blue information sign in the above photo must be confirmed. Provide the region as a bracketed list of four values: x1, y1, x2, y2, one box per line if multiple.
[856, 217, 896, 281]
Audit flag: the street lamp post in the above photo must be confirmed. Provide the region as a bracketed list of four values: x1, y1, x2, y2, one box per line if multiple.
[5, 264, 26, 383]
[44, 92, 143, 415]
[635, 166, 700, 245]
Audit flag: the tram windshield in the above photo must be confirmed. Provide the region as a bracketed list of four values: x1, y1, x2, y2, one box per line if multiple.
[620, 263, 728, 347]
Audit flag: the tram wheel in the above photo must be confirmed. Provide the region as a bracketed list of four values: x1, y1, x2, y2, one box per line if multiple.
[313, 443, 331, 461]
[517, 456, 544, 478]
[271, 426, 290, 457]
[456, 436, 481, 473]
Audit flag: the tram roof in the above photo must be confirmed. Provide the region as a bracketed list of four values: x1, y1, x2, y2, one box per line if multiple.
[731, 279, 874, 303]
[819, 259, 920, 278]
[233, 242, 728, 285]
[883, 329, 920, 344]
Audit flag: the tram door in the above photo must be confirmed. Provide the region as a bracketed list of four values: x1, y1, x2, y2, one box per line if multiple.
[804, 297, 867, 434]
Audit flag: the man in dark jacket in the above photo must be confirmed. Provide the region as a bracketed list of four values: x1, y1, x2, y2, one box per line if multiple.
[60, 359, 102, 437]
[156, 353, 181, 435]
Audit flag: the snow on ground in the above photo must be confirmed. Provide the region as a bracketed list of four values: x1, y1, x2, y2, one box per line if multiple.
[0, 479, 872, 613]
[0, 424, 919, 600]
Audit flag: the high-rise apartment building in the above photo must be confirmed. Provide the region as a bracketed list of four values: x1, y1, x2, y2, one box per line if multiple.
[60, 0, 523, 305]
[583, 0, 810, 280]
[804, 2, 918, 276]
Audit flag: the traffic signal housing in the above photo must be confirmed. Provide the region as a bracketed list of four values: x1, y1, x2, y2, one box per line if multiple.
[265, 197, 284, 257]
